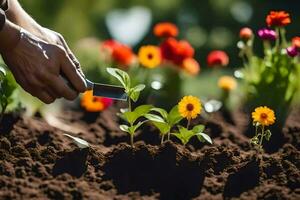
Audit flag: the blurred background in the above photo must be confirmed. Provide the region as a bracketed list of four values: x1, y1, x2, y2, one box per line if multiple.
[20, 0, 299, 67]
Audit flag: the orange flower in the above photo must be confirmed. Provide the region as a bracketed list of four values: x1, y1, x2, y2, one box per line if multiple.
[239, 27, 253, 40]
[154, 22, 178, 38]
[182, 58, 200, 76]
[160, 38, 194, 65]
[81, 91, 113, 112]
[101, 40, 135, 66]
[266, 11, 291, 27]
[207, 50, 229, 67]
[292, 37, 300, 49]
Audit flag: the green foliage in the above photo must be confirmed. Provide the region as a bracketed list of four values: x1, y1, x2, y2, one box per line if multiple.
[119, 104, 153, 146]
[250, 123, 272, 149]
[240, 27, 300, 128]
[0, 66, 18, 122]
[145, 105, 183, 143]
[172, 125, 212, 146]
[107, 67, 145, 103]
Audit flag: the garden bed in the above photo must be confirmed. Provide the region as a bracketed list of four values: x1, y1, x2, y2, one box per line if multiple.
[0, 105, 299, 200]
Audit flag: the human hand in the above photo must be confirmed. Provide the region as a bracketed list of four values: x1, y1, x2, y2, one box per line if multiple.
[2, 28, 86, 103]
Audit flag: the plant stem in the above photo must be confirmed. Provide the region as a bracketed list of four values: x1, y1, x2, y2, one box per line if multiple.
[0, 103, 7, 124]
[167, 131, 170, 141]
[161, 134, 165, 144]
[128, 99, 132, 112]
[130, 134, 134, 147]
[187, 119, 191, 130]
[259, 125, 265, 148]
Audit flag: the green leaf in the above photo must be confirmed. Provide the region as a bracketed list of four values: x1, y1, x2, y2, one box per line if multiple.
[152, 122, 170, 135]
[128, 120, 148, 134]
[144, 113, 165, 123]
[106, 67, 130, 89]
[196, 133, 212, 144]
[119, 124, 130, 133]
[265, 129, 272, 141]
[123, 105, 153, 124]
[0, 66, 6, 77]
[168, 105, 183, 126]
[173, 126, 195, 145]
[129, 84, 146, 102]
[192, 125, 205, 134]
[150, 107, 168, 120]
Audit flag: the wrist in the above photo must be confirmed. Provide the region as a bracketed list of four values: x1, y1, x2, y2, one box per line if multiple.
[0, 20, 21, 53]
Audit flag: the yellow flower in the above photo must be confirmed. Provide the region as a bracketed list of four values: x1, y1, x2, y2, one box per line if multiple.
[178, 96, 202, 119]
[138, 45, 161, 68]
[218, 76, 237, 91]
[252, 106, 276, 126]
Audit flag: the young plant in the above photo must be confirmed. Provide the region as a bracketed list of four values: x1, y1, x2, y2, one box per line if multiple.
[0, 66, 17, 122]
[107, 67, 145, 112]
[250, 106, 276, 149]
[107, 67, 151, 146]
[119, 104, 153, 147]
[172, 125, 212, 146]
[145, 105, 183, 144]
[173, 96, 212, 146]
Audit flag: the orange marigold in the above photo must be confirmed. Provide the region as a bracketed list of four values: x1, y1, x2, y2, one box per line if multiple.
[153, 22, 178, 38]
[266, 11, 291, 27]
[182, 58, 200, 76]
[292, 37, 300, 49]
[81, 91, 113, 112]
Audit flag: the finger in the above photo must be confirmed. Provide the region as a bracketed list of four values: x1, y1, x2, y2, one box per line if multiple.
[60, 53, 86, 93]
[36, 90, 55, 104]
[45, 74, 78, 100]
[45, 87, 60, 99]
[59, 37, 85, 78]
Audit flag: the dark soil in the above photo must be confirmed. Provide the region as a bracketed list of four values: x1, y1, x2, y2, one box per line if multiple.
[0, 105, 299, 199]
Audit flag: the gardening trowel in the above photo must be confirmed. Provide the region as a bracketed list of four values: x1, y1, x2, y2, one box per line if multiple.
[85, 79, 127, 101]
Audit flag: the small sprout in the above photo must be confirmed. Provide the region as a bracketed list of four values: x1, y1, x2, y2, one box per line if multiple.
[119, 105, 153, 147]
[107, 67, 152, 147]
[145, 105, 183, 143]
[63, 134, 90, 149]
[172, 125, 212, 146]
[251, 106, 276, 149]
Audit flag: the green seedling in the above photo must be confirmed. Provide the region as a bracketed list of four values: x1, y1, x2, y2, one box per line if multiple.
[250, 122, 272, 150]
[172, 125, 212, 146]
[0, 66, 17, 122]
[107, 67, 151, 147]
[107, 67, 145, 112]
[119, 104, 153, 147]
[145, 105, 183, 143]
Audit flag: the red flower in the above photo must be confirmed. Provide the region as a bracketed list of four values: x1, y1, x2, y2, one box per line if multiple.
[160, 38, 194, 65]
[207, 50, 229, 67]
[101, 40, 135, 66]
[154, 22, 178, 38]
[239, 27, 253, 40]
[266, 11, 291, 27]
[292, 37, 300, 49]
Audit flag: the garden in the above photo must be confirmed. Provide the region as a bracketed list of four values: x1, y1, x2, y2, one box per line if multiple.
[0, 1, 300, 199]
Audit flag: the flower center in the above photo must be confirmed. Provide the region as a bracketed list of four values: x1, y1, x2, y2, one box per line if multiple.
[260, 113, 268, 119]
[147, 53, 153, 60]
[186, 103, 194, 111]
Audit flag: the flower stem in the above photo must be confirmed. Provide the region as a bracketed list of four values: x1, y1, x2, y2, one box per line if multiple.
[259, 125, 265, 148]
[187, 119, 191, 130]
[128, 99, 132, 112]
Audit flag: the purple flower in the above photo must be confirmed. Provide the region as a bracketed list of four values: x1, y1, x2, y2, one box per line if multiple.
[258, 28, 277, 40]
[286, 46, 298, 57]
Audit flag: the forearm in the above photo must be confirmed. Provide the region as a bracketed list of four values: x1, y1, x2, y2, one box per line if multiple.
[5, 0, 43, 37]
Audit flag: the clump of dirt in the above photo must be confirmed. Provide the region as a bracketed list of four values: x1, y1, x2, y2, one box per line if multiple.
[0, 106, 299, 199]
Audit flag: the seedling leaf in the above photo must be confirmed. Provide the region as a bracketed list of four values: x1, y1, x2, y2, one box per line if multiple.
[168, 105, 183, 125]
[150, 107, 168, 120]
[152, 122, 170, 135]
[196, 132, 212, 144]
[120, 124, 130, 132]
[192, 125, 205, 133]
[145, 113, 165, 123]
[106, 67, 130, 89]
[63, 134, 89, 149]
